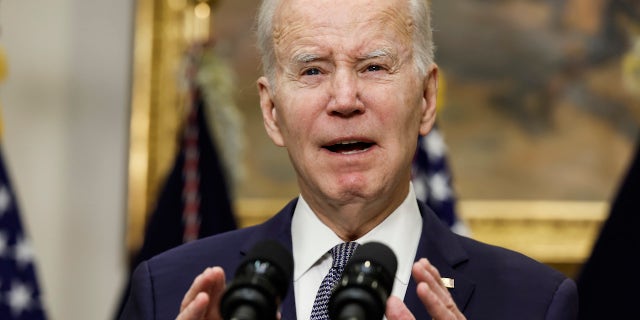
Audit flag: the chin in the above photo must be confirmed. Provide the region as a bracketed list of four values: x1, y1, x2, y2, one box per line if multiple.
[330, 182, 381, 203]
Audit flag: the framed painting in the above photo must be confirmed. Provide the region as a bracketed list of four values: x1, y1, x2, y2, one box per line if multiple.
[127, 0, 639, 276]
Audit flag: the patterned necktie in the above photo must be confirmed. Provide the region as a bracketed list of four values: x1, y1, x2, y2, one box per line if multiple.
[310, 241, 359, 320]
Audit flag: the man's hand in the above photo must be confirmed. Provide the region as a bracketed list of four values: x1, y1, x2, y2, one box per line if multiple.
[176, 267, 226, 320]
[385, 258, 466, 320]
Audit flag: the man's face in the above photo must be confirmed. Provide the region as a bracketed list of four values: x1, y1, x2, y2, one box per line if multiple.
[258, 0, 437, 211]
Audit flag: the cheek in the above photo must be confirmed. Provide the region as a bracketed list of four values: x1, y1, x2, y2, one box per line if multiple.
[401, 84, 427, 124]
[373, 88, 422, 129]
[276, 95, 323, 142]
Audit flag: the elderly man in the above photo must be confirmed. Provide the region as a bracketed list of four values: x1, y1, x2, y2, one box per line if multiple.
[120, 0, 579, 319]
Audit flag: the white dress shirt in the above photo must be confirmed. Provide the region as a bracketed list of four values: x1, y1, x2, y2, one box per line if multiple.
[291, 183, 423, 320]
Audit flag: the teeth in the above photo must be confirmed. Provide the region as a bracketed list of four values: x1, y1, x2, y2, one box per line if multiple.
[337, 141, 359, 145]
[341, 149, 366, 155]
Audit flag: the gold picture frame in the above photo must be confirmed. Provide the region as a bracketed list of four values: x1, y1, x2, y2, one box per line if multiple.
[126, 0, 219, 259]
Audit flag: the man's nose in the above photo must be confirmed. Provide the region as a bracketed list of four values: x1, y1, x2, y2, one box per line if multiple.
[327, 69, 364, 117]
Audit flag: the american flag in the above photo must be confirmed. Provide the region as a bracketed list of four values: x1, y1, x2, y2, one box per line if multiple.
[412, 124, 470, 236]
[0, 147, 47, 319]
[114, 44, 238, 318]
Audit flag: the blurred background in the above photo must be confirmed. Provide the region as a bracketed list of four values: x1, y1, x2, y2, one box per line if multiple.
[0, 0, 638, 319]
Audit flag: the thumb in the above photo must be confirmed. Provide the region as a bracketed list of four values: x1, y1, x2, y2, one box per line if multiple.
[385, 296, 415, 320]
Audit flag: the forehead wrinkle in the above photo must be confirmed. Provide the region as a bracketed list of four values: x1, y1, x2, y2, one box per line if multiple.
[272, 0, 334, 50]
[369, 6, 414, 44]
[272, 1, 414, 71]
[273, 20, 306, 50]
[273, 17, 335, 69]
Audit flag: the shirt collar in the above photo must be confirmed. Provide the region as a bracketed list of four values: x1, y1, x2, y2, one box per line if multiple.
[291, 196, 344, 281]
[291, 183, 423, 284]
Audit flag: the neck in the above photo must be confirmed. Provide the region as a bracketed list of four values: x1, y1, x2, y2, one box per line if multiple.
[303, 184, 410, 241]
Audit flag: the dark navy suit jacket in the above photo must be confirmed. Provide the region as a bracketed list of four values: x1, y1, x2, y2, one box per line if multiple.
[120, 199, 578, 319]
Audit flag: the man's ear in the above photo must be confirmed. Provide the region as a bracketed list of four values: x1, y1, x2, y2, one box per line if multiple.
[257, 76, 285, 147]
[418, 64, 438, 136]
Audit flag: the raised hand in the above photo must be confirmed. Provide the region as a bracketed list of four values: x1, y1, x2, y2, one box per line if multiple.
[385, 258, 466, 320]
[176, 267, 227, 320]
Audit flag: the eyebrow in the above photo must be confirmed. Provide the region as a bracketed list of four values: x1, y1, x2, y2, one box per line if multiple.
[360, 48, 393, 60]
[292, 53, 321, 64]
[290, 48, 397, 65]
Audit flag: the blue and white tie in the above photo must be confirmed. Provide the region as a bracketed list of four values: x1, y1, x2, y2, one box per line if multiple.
[310, 241, 359, 320]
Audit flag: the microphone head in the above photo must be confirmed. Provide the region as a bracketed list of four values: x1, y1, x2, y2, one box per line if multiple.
[329, 241, 398, 320]
[348, 241, 397, 282]
[220, 240, 293, 320]
[242, 240, 294, 297]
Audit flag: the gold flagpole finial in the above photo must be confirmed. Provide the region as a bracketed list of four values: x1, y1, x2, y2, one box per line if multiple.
[0, 44, 8, 141]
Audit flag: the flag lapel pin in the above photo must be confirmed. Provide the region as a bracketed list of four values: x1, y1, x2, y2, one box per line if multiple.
[441, 277, 454, 289]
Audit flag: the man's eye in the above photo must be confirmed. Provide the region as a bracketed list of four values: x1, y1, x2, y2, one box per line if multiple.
[303, 68, 321, 76]
[366, 65, 383, 72]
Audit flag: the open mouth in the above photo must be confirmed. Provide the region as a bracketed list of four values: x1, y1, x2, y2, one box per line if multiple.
[323, 141, 374, 154]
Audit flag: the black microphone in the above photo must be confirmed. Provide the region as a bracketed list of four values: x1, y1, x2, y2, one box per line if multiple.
[328, 241, 398, 320]
[220, 240, 294, 320]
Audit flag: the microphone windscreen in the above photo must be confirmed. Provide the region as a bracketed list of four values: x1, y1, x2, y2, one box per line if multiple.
[244, 240, 294, 292]
[328, 241, 398, 320]
[348, 241, 398, 278]
[220, 240, 293, 320]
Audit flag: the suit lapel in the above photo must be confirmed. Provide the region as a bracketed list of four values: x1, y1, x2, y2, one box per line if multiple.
[404, 201, 475, 317]
[246, 199, 476, 319]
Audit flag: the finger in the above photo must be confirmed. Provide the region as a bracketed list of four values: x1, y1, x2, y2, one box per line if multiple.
[179, 267, 226, 316]
[413, 259, 449, 300]
[181, 267, 213, 311]
[413, 260, 465, 320]
[385, 296, 416, 320]
[176, 292, 209, 320]
[204, 267, 226, 319]
[416, 281, 465, 319]
[416, 281, 454, 319]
